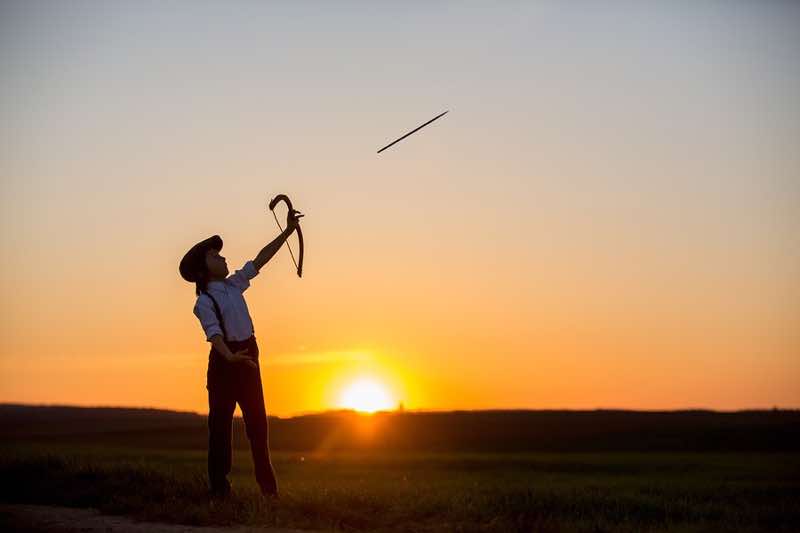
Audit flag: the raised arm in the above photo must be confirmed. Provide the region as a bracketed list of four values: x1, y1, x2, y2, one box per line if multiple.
[253, 225, 296, 272]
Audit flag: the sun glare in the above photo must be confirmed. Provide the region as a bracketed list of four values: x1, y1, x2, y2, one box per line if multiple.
[338, 378, 394, 413]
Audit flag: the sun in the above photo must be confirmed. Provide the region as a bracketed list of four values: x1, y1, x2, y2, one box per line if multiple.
[338, 378, 394, 413]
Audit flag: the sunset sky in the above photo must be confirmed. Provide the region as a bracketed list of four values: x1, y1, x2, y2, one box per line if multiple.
[1, 1, 798, 416]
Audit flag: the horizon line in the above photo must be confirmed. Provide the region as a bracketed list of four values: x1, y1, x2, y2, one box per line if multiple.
[2, 401, 797, 420]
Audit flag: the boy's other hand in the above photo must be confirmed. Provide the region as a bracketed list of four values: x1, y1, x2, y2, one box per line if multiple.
[228, 349, 258, 369]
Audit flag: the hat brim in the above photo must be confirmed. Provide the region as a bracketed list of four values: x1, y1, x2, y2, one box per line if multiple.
[179, 235, 223, 282]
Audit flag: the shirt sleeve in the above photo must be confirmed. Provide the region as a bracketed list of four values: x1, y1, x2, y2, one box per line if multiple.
[225, 260, 259, 292]
[193, 295, 223, 341]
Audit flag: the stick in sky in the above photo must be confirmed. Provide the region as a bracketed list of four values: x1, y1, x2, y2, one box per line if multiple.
[377, 110, 449, 154]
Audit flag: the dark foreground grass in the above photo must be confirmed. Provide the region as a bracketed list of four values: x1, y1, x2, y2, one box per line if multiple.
[1, 444, 798, 532]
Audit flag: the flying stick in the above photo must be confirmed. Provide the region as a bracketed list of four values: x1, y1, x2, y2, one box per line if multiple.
[377, 110, 449, 154]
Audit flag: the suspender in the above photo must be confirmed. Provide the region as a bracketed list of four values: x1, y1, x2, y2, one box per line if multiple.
[201, 289, 255, 341]
[202, 291, 228, 341]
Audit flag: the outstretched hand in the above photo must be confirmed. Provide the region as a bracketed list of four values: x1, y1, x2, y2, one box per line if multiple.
[286, 209, 303, 231]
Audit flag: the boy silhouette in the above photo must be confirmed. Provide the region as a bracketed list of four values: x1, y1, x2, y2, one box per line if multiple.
[179, 209, 300, 499]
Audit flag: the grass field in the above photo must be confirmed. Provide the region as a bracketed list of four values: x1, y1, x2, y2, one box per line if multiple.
[1, 442, 798, 532]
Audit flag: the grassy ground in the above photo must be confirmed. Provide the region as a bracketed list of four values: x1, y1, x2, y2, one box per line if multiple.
[1, 443, 798, 532]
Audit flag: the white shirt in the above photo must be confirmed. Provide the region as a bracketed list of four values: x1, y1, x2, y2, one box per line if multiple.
[193, 260, 259, 342]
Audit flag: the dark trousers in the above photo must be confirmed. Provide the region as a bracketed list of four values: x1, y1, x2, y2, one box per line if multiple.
[206, 335, 278, 496]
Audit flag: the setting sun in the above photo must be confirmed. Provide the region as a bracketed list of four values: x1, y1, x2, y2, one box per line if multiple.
[338, 378, 394, 413]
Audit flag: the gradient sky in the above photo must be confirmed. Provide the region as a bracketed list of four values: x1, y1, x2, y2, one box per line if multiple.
[1, 1, 798, 416]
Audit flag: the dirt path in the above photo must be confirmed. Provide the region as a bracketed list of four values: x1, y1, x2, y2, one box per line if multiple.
[0, 504, 312, 533]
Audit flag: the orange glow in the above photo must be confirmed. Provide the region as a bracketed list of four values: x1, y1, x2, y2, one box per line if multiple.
[1, 3, 799, 416]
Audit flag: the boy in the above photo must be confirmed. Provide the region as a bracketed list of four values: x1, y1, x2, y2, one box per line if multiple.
[179, 210, 299, 499]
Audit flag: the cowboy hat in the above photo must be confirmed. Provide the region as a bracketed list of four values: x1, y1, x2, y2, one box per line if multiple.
[179, 235, 223, 282]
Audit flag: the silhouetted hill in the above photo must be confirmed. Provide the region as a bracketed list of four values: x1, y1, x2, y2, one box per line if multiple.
[0, 404, 204, 436]
[2, 404, 798, 452]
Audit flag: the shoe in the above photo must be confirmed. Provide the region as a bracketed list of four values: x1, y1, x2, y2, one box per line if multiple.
[209, 482, 232, 504]
[260, 488, 279, 499]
